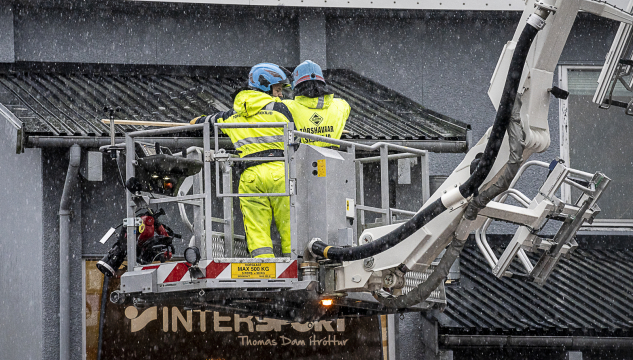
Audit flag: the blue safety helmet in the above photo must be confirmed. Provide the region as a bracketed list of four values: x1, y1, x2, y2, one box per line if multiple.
[292, 60, 326, 89]
[248, 63, 290, 93]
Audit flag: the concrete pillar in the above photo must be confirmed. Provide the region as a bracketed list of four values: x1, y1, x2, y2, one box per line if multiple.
[298, 9, 327, 69]
[420, 315, 453, 360]
[0, 5, 14, 62]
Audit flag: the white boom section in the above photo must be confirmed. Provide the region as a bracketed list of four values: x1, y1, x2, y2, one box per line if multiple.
[336, 0, 624, 293]
[489, 0, 633, 152]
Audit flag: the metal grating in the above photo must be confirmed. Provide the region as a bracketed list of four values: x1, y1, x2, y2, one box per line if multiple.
[437, 244, 633, 336]
[0, 64, 468, 141]
[211, 235, 251, 258]
[233, 238, 250, 258]
[211, 236, 225, 259]
[403, 268, 443, 301]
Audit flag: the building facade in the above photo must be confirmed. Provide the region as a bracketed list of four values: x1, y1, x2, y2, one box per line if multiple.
[0, 1, 632, 359]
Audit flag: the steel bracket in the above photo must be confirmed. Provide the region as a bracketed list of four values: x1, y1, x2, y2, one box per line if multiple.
[123, 217, 142, 226]
[289, 179, 296, 194]
[204, 150, 215, 162]
[212, 149, 230, 162]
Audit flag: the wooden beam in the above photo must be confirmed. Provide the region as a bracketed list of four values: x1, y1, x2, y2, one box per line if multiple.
[102, 119, 352, 134]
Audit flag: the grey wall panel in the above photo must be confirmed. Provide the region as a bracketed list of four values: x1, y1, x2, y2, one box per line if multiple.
[326, 13, 520, 180]
[13, 5, 300, 67]
[0, 135, 42, 359]
[42, 149, 64, 360]
[155, 8, 300, 66]
[397, 313, 427, 360]
[326, 16, 426, 104]
[421, 15, 517, 141]
[14, 7, 157, 64]
[82, 154, 134, 256]
[422, 14, 533, 234]
[560, 15, 620, 63]
[0, 5, 15, 63]
[299, 9, 327, 68]
[421, 14, 518, 184]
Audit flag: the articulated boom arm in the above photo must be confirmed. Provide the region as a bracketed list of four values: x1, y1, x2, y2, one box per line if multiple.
[333, 0, 619, 299]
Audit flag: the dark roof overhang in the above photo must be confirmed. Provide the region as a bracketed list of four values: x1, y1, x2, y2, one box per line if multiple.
[439, 334, 633, 350]
[0, 62, 469, 153]
[434, 236, 633, 340]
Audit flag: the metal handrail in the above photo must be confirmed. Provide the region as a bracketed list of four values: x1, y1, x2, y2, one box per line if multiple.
[476, 160, 550, 271]
[127, 123, 204, 138]
[214, 122, 291, 198]
[293, 130, 428, 156]
[356, 152, 427, 163]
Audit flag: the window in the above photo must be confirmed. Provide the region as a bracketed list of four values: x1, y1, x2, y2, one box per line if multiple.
[559, 66, 633, 225]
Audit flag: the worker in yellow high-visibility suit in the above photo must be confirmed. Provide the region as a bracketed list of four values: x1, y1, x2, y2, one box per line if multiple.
[283, 60, 350, 148]
[191, 63, 293, 258]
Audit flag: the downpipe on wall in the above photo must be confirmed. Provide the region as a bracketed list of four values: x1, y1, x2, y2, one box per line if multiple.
[59, 144, 81, 360]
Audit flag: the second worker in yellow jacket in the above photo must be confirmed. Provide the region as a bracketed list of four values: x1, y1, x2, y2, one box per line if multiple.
[283, 60, 350, 148]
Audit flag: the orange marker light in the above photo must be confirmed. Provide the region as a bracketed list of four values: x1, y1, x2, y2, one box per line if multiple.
[321, 299, 333, 306]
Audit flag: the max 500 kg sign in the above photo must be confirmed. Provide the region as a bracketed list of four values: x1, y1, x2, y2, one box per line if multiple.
[231, 262, 276, 278]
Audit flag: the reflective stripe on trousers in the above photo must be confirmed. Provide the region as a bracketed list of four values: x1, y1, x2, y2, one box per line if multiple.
[250, 247, 274, 257]
[250, 248, 291, 257]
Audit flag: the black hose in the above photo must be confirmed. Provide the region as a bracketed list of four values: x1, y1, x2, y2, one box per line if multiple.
[374, 235, 466, 309]
[458, 24, 538, 198]
[311, 21, 541, 262]
[311, 198, 447, 261]
[464, 94, 525, 220]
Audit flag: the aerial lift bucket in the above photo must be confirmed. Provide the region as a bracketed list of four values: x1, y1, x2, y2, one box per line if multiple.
[98, 121, 446, 321]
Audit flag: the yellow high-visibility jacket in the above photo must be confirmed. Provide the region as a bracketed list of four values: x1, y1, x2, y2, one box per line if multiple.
[283, 94, 349, 148]
[196, 90, 294, 157]
[193, 89, 294, 258]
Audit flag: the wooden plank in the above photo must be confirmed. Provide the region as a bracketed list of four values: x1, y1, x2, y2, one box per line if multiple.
[101, 119, 187, 127]
[102, 119, 351, 133]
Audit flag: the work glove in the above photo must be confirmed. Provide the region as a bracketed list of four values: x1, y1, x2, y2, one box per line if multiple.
[189, 115, 207, 125]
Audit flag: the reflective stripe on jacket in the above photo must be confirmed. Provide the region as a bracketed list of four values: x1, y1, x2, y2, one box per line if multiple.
[283, 94, 349, 148]
[204, 90, 294, 157]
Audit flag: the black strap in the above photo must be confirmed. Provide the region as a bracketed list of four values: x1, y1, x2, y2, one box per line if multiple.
[214, 109, 235, 122]
[196, 110, 236, 124]
[238, 149, 285, 173]
[272, 102, 294, 123]
[243, 149, 285, 159]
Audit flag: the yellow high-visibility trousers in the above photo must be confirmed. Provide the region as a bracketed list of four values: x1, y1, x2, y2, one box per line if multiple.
[238, 161, 290, 258]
